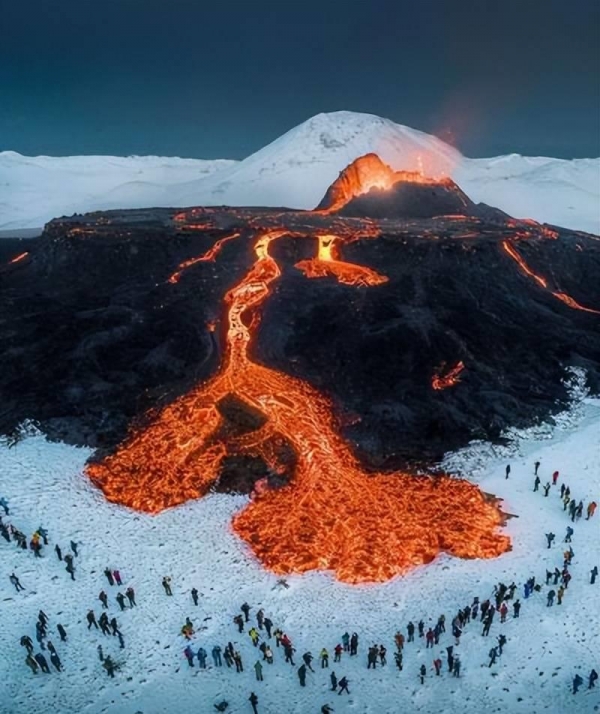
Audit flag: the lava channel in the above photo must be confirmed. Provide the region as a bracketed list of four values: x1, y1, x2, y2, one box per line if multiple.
[87, 229, 510, 584]
[502, 240, 600, 315]
[432, 361, 465, 390]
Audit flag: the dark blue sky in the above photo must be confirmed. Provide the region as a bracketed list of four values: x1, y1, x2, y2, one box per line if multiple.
[1, 0, 598, 159]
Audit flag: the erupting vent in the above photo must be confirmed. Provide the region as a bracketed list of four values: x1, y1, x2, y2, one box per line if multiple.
[317, 153, 449, 213]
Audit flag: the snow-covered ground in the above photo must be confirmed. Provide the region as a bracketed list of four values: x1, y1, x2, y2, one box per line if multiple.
[2, 112, 599, 234]
[1, 393, 598, 714]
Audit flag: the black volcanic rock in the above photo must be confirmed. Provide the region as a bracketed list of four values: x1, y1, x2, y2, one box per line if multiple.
[0, 198, 599, 473]
[337, 180, 507, 220]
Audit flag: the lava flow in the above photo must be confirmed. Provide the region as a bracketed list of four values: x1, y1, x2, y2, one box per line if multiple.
[295, 234, 388, 286]
[502, 240, 600, 315]
[8, 251, 28, 264]
[87, 228, 510, 583]
[432, 361, 465, 391]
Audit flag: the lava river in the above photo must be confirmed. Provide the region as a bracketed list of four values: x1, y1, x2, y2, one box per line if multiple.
[87, 228, 511, 584]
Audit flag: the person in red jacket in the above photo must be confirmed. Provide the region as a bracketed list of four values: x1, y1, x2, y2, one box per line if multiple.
[334, 644, 343, 662]
[552, 470, 559, 485]
[433, 657, 442, 675]
[500, 603, 508, 623]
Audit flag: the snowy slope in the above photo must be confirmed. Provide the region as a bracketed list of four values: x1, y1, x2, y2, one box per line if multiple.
[1, 111, 599, 233]
[0, 394, 599, 714]
[0, 152, 236, 231]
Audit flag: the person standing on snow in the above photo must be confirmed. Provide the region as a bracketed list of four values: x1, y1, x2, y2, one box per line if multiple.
[55, 544, 63, 561]
[297, 663, 307, 686]
[99, 591, 108, 609]
[191, 588, 199, 606]
[452, 657, 461, 677]
[125, 587, 136, 607]
[589, 669, 598, 689]
[586, 501, 597, 520]
[547, 590, 556, 607]
[330, 671, 338, 691]
[533, 476, 541, 492]
[184, 646, 194, 667]
[565, 526, 574, 543]
[552, 470, 559, 485]
[249, 692, 259, 714]
[545, 532, 555, 548]
[254, 660, 263, 681]
[104, 568, 114, 586]
[543, 483, 551, 497]
[419, 663, 427, 684]
[534, 461, 540, 475]
[591, 566, 598, 584]
[337, 676, 350, 694]
[10, 573, 24, 592]
[162, 576, 172, 596]
[196, 647, 207, 669]
[433, 657, 442, 675]
[212, 645, 222, 667]
[573, 674, 583, 694]
[505, 464, 511, 479]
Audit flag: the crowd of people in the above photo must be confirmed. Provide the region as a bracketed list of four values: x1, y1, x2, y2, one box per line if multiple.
[2, 457, 598, 711]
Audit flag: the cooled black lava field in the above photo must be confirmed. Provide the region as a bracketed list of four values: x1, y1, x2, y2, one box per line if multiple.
[1, 180, 599, 473]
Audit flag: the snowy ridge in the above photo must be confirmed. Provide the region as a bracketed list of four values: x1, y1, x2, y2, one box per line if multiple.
[1, 111, 599, 233]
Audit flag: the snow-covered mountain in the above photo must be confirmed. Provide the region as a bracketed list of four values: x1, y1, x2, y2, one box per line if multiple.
[2, 111, 599, 233]
[0, 152, 236, 232]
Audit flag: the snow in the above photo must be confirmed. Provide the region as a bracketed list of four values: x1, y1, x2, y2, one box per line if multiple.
[2, 112, 599, 234]
[0, 152, 236, 231]
[1, 393, 599, 714]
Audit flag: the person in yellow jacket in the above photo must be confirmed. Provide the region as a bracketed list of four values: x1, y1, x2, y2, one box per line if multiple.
[320, 648, 329, 668]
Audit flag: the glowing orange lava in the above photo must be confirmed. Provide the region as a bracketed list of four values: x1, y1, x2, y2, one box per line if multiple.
[87, 229, 510, 583]
[168, 232, 240, 284]
[432, 361, 465, 390]
[318, 153, 449, 213]
[295, 234, 388, 286]
[8, 252, 28, 264]
[502, 240, 600, 315]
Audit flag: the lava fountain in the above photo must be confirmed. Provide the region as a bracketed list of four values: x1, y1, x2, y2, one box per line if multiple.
[87, 227, 510, 583]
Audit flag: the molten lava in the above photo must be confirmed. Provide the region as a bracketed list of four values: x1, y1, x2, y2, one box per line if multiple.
[432, 361, 465, 391]
[168, 232, 240, 284]
[8, 251, 28, 264]
[295, 234, 388, 286]
[502, 240, 600, 315]
[87, 227, 510, 583]
[317, 153, 449, 213]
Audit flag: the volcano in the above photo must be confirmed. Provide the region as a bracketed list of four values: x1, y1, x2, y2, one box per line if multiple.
[318, 153, 507, 221]
[1, 155, 599, 582]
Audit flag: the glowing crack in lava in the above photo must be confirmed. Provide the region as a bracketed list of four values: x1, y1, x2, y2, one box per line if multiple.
[502, 241, 600, 315]
[87, 229, 510, 583]
[432, 361, 465, 391]
[8, 251, 29, 264]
